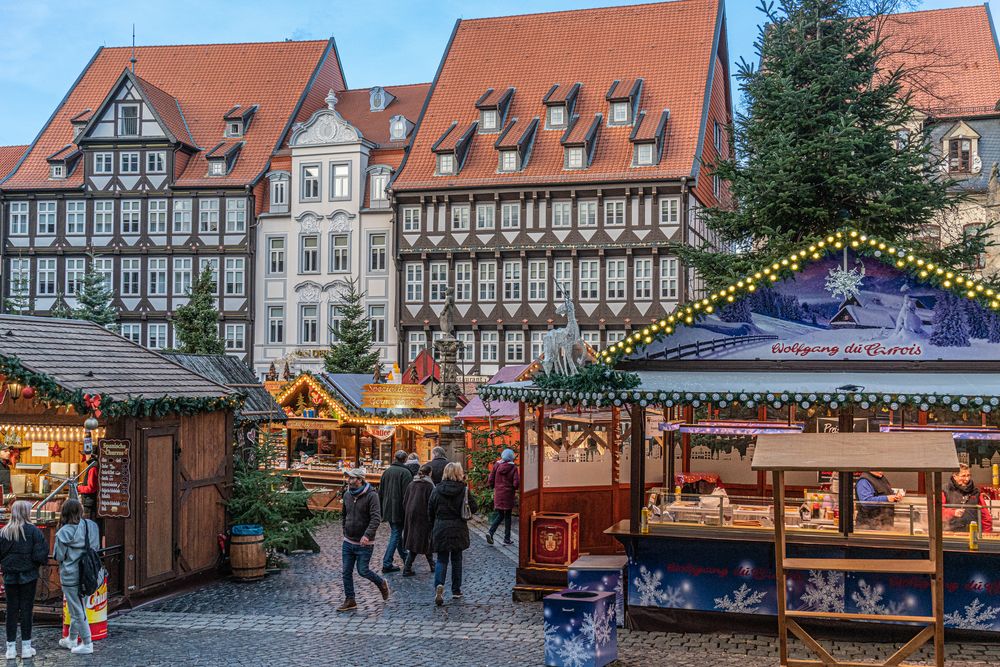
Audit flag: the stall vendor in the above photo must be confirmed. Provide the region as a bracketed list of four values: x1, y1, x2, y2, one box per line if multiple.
[295, 432, 318, 459]
[77, 449, 99, 519]
[942, 463, 993, 533]
[856, 471, 900, 529]
[0, 445, 11, 494]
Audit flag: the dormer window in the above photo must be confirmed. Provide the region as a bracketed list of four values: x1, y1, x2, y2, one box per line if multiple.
[209, 161, 225, 176]
[432, 121, 476, 176]
[634, 143, 654, 166]
[438, 153, 456, 175]
[547, 105, 566, 130]
[606, 78, 642, 127]
[475, 87, 514, 135]
[118, 104, 139, 136]
[390, 116, 407, 141]
[226, 121, 243, 138]
[543, 83, 581, 130]
[610, 101, 630, 125]
[499, 150, 519, 173]
[949, 139, 972, 172]
[50, 164, 65, 179]
[565, 147, 584, 169]
[481, 109, 499, 133]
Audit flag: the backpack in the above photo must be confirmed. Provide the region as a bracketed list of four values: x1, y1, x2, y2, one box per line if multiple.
[78, 521, 103, 597]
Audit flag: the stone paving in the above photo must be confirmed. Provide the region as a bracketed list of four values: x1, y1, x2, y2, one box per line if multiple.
[6, 517, 999, 666]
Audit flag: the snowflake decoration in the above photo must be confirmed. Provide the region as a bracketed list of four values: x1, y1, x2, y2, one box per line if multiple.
[944, 599, 1000, 631]
[543, 622, 560, 664]
[825, 264, 866, 301]
[660, 585, 687, 609]
[714, 583, 767, 613]
[799, 570, 845, 613]
[633, 565, 666, 606]
[581, 606, 614, 647]
[557, 633, 590, 667]
[851, 579, 886, 615]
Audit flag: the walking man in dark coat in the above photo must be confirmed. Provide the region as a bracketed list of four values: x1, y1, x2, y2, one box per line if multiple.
[428, 446, 449, 485]
[402, 464, 436, 576]
[338, 469, 389, 612]
[379, 451, 413, 573]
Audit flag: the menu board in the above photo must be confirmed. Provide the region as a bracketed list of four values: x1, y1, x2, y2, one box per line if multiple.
[97, 439, 131, 518]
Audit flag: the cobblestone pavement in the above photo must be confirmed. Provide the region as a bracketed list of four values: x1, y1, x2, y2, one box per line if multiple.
[9, 518, 999, 666]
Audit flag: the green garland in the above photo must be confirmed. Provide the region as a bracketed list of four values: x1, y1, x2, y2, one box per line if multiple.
[0, 354, 245, 418]
[533, 363, 640, 393]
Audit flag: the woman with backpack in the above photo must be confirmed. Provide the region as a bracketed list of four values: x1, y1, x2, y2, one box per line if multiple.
[0, 500, 49, 659]
[428, 462, 477, 606]
[53, 499, 101, 655]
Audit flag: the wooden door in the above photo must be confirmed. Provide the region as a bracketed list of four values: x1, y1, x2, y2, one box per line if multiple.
[140, 431, 176, 587]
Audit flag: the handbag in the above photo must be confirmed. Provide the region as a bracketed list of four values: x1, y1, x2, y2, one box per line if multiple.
[461, 486, 473, 520]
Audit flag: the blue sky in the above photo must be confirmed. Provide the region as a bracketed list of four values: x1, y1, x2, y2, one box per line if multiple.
[0, 0, 989, 146]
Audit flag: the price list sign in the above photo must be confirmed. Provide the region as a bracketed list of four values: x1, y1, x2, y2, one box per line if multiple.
[97, 439, 131, 518]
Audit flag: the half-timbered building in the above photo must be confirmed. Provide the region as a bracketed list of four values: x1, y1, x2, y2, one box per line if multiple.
[391, 0, 732, 375]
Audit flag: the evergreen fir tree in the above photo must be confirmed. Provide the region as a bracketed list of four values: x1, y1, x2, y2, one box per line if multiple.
[5, 272, 30, 315]
[323, 279, 380, 374]
[72, 255, 118, 328]
[965, 300, 990, 339]
[930, 293, 970, 347]
[680, 0, 988, 290]
[719, 299, 753, 323]
[49, 293, 73, 319]
[173, 266, 225, 355]
[988, 313, 1000, 344]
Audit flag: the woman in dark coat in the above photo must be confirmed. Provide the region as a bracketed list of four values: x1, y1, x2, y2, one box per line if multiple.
[428, 462, 478, 605]
[401, 464, 435, 576]
[0, 500, 49, 659]
[486, 448, 520, 545]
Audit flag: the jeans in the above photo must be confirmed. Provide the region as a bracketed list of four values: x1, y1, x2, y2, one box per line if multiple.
[5, 579, 37, 642]
[434, 550, 463, 593]
[342, 541, 384, 600]
[62, 585, 91, 645]
[488, 509, 513, 541]
[382, 521, 407, 568]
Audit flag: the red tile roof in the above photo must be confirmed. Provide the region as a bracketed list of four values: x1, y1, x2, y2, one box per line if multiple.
[0, 145, 28, 181]
[877, 5, 1000, 116]
[4, 40, 344, 190]
[334, 83, 430, 147]
[394, 0, 725, 191]
[133, 73, 197, 147]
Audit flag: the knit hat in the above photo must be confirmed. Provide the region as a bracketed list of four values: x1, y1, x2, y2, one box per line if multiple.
[501, 449, 516, 462]
[345, 468, 367, 480]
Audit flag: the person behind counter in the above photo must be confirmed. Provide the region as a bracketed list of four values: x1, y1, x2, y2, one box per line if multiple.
[53, 499, 100, 655]
[77, 449, 99, 520]
[0, 500, 49, 659]
[0, 445, 12, 494]
[856, 470, 901, 530]
[943, 463, 993, 533]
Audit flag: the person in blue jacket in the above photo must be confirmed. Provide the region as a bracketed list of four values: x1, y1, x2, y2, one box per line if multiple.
[855, 471, 901, 530]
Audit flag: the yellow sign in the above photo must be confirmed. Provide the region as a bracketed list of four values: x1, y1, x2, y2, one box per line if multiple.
[361, 384, 426, 410]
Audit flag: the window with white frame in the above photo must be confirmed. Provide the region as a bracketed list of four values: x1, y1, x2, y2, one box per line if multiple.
[148, 323, 168, 350]
[713, 174, 722, 198]
[270, 176, 288, 211]
[226, 199, 246, 233]
[607, 330, 626, 346]
[199, 257, 219, 291]
[36, 201, 56, 235]
[121, 258, 141, 296]
[331, 163, 350, 200]
[551, 201, 572, 228]
[610, 101, 630, 125]
[300, 236, 319, 273]
[455, 261, 472, 301]
[405, 263, 424, 302]
[659, 197, 680, 225]
[120, 152, 139, 174]
[224, 258, 245, 295]
[403, 331, 426, 363]
[369, 171, 389, 208]
[476, 204, 495, 230]
[226, 121, 243, 138]
[173, 257, 193, 295]
[481, 331, 499, 363]
[554, 259, 572, 299]
[451, 205, 470, 231]
[606, 259, 626, 299]
[120, 323, 141, 345]
[480, 109, 498, 132]
[50, 164, 64, 179]
[499, 151, 518, 172]
[634, 258, 652, 300]
[530, 331, 545, 361]
[429, 262, 448, 302]
[331, 234, 349, 272]
[118, 104, 139, 136]
[578, 201, 597, 227]
[10, 258, 30, 301]
[402, 207, 421, 232]
[547, 104, 566, 129]
[64, 200, 85, 235]
[634, 143, 654, 166]
[660, 257, 678, 299]
[528, 259, 547, 301]
[437, 153, 455, 175]
[8, 202, 29, 235]
[147, 151, 166, 174]
[581, 330, 600, 349]
[565, 147, 584, 169]
[94, 257, 113, 291]
[173, 198, 192, 234]
[390, 117, 407, 141]
[268, 238, 285, 275]
[579, 259, 599, 300]
[505, 331, 524, 362]
[503, 260, 521, 300]
[478, 261, 497, 301]
[225, 323, 246, 351]
[121, 200, 141, 234]
[300, 305, 319, 344]
[94, 153, 113, 175]
[65, 258, 85, 295]
[369, 305, 386, 344]
[148, 258, 167, 295]
[501, 202, 520, 229]
[267, 306, 284, 343]
[604, 200, 625, 226]
[199, 199, 219, 233]
[457, 331, 474, 364]
[148, 199, 167, 233]
[368, 233, 387, 272]
[301, 164, 320, 200]
[210, 160, 225, 175]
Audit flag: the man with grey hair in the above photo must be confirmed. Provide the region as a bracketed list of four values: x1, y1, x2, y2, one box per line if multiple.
[379, 451, 412, 573]
[338, 468, 388, 612]
[428, 446, 449, 485]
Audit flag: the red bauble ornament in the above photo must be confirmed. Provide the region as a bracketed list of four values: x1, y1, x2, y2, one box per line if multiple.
[21, 386, 35, 400]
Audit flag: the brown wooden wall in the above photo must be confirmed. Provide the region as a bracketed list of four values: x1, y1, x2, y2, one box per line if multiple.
[177, 411, 232, 577]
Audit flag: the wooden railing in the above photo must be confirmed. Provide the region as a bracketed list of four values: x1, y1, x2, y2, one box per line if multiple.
[647, 334, 779, 360]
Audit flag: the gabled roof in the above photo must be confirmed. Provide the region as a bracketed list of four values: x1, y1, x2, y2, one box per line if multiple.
[456, 364, 529, 420]
[133, 72, 198, 148]
[334, 83, 430, 147]
[403, 349, 441, 385]
[394, 0, 726, 190]
[0, 145, 28, 182]
[162, 353, 285, 422]
[3, 39, 344, 190]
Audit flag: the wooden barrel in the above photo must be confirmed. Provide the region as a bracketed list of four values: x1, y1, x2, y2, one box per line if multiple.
[230, 526, 266, 581]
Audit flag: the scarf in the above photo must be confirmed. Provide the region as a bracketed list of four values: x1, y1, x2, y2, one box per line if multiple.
[348, 482, 370, 497]
[950, 477, 977, 497]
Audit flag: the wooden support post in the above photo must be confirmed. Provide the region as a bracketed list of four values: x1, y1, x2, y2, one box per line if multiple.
[929, 471, 945, 667]
[630, 405, 646, 529]
[772, 470, 788, 667]
[537, 406, 545, 512]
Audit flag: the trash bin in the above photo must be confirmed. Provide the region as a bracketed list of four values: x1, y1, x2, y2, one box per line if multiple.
[543, 589, 617, 667]
[62, 573, 108, 641]
[568, 555, 627, 627]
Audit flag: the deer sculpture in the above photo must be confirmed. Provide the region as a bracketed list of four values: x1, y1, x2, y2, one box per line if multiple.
[542, 284, 586, 375]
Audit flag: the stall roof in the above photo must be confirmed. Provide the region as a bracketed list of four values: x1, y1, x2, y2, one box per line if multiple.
[315, 374, 374, 413]
[457, 364, 528, 421]
[0, 315, 230, 400]
[752, 433, 958, 472]
[162, 353, 285, 422]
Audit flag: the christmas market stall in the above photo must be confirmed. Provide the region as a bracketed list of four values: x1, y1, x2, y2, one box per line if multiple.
[0, 315, 241, 615]
[483, 229, 1000, 635]
[456, 364, 528, 461]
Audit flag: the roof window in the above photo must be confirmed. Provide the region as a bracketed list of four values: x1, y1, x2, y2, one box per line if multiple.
[606, 78, 644, 127]
[475, 87, 514, 134]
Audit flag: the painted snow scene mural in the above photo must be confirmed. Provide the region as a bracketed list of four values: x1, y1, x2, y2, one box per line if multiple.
[632, 250, 1000, 363]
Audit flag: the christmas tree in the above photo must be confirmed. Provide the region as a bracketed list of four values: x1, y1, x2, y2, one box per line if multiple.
[930, 293, 970, 347]
[323, 279, 380, 374]
[965, 300, 990, 339]
[680, 0, 986, 290]
[173, 265, 225, 355]
[49, 293, 73, 319]
[73, 255, 118, 329]
[5, 273, 30, 315]
[989, 313, 1000, 344]
[719, 299, 753, 323]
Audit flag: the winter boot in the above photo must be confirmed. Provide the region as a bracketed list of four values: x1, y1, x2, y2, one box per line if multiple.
[336, 598, 357, 612]
[435, 584, 445, 606]
[5, 643, 15, 660]
[378, 580, 390, 601]
[21, 640, 34, 659]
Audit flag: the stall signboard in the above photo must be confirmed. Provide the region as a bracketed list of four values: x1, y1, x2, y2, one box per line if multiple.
[97, 438, 131, 518]
[628, 251, 1000, 363]
[365, 425, 396, 441]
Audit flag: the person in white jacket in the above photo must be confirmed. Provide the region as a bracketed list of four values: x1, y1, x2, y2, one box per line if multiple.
[53, 499, 100, 655]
